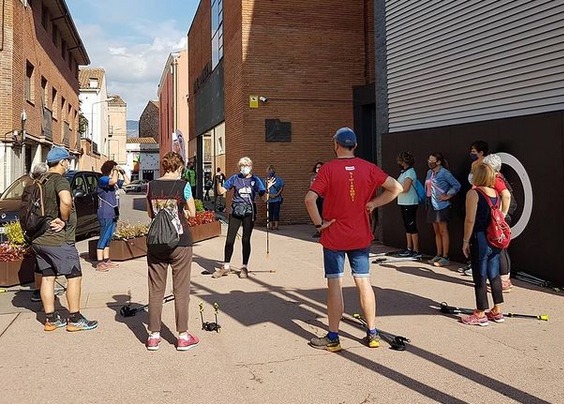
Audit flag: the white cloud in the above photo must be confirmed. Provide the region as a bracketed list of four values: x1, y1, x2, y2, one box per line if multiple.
[73, 9, 192, 120]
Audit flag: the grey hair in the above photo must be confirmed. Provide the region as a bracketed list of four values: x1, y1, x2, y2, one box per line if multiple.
[238, 156, 253, 168]
[30, 162, 49, 179]
[483, 154, 502, 172]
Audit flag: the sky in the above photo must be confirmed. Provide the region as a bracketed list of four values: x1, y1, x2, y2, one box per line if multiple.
[66, 0, 200, 121]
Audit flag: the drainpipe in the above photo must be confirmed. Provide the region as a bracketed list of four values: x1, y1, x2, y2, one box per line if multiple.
[1, 0, 5, 52]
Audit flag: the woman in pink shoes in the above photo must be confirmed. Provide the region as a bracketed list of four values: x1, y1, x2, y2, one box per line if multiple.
[145, 152, 199, 351]
[461, 163, 504, 326]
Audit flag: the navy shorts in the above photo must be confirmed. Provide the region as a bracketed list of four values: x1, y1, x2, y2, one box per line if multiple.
[32, 243, 82, 278]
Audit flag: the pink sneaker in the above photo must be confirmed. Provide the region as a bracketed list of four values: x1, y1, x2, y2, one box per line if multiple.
[461, 312, 489, 326]
[105, 260, 119, 268]
[146, 335, 161, 351]
[486, 310, 505, 323]
[177, 333, 199, 351]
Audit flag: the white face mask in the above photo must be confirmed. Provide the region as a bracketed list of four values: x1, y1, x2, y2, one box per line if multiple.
[240, 166, 251, 176]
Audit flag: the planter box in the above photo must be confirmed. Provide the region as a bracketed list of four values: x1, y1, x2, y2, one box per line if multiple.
[0, 254, 35, 287]
[88, 236, 147, 261]
[190, 221, 221, 243]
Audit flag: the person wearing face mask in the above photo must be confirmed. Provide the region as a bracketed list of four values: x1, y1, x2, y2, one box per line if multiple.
[468, 140, 489, 184]
[310, 162, 324, 238]
[30, 146, 98, 333]
[396, 151, 422, 258]
[213, 157, 267, 279]
[265, 164, 284, 230]
[425, 152, 461, 267]
[145, 151, 198, 351]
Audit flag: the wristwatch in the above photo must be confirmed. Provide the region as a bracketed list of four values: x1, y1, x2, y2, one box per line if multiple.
[315, 223, 322, 229]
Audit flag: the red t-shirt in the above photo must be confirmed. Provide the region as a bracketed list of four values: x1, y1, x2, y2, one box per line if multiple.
[310, 157, 389, 250]
[493, 174, 507, 194]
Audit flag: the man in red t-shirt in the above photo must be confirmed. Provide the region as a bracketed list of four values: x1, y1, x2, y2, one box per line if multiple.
[305, 127, 403, 352]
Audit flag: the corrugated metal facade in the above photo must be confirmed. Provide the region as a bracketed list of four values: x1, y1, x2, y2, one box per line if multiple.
[386, 0, 564, 132]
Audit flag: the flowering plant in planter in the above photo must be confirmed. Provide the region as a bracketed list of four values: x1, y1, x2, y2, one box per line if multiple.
[112, 221, 149, 240]
[0, 222, 28, 262]
[186, 199, 218, 227]
[187, 211, 217, 227]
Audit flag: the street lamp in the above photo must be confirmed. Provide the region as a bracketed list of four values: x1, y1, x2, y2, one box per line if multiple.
[89, 97, 114, 140]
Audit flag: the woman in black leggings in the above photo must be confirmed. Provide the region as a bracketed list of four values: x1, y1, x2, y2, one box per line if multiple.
[212, 157, 266, 279]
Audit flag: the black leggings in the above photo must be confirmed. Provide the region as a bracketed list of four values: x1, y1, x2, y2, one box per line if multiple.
[499, 249, 511, 276]
[224, 214, 254, 265]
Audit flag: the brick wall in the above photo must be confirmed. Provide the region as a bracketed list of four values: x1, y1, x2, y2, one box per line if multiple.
[189, 0, 373, 224]
[1, 0, 83, 188]
[139, 101, 160, 140]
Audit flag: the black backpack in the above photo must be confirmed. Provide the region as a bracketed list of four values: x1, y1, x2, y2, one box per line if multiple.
[19, 174, 54, 243]
[146, 208, 180, 254]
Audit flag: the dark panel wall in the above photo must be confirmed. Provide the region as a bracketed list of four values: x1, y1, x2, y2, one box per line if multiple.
[195, 61, 225, 135]
[381, 111, 564, 285]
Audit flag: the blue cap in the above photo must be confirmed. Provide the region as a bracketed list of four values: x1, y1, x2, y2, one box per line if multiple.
[46, 146, 74, 163]
[333, 127, 357, 147]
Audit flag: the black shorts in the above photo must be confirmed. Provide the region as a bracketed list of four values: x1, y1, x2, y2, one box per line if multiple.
[32, 243, 82, 278]
[426, 205, 451, 223]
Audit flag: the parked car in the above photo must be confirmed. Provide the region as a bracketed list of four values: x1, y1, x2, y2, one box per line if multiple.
[123, 179, 148, 193]
[0, 170, 101, 242]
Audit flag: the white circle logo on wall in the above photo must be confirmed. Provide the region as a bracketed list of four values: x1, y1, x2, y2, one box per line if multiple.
[497, 152, 532, 240]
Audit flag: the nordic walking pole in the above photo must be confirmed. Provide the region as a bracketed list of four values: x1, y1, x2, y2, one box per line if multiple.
[440, 302, 549, 321]
[266, 182, 270, 255]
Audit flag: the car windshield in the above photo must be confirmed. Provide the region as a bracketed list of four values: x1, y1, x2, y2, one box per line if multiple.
[0, 175, 33, 200]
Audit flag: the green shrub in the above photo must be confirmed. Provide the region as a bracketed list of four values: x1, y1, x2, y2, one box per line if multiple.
[194, 199, 205, 213]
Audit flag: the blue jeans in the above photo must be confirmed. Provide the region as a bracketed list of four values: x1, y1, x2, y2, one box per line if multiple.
[470, 231, 503, 310]
[97, 218, 116, 249]
[323, 247, 370, 279]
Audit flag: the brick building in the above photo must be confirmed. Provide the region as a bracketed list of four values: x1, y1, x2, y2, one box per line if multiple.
[187, 0, 375, 222]
[158, 50, 189, 174]
[139, 100, 160, 140]
[0, 0, 88, 191]
[107, 95, 127, 165]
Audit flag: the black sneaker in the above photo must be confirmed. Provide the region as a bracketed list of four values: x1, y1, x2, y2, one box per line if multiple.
[66, 314, 98, 332]
[309, 334, 341, 352]
[31, 290, 41, 302]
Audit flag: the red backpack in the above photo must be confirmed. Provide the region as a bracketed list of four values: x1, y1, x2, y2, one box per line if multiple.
[476, 188, 511, 249]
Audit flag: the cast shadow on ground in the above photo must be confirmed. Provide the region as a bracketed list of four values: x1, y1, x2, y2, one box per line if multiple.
[107, 294, 176, 346]
[378, 262, 475, 288]
[189, 274, 550, 403]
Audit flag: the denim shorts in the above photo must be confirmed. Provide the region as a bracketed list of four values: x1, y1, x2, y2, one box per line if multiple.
[323, 247, 371, 279]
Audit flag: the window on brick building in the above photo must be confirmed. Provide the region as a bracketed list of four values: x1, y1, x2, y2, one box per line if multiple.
[52, 88, 58, 120]
[211, 0, 223, 69]
[41, 76, 47, 106]
[41, 5, 49, 30]
[52, 25, 58, 46]
[25, 61, 35, 103]
[61, 40, 67, 60]
[61, 96, 66, 121]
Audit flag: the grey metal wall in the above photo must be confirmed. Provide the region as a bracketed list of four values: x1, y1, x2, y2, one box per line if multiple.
[386, 0, 564, 132]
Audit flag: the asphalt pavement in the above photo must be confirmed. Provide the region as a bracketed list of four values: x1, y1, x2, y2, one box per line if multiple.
[0, 196, 562, 403]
